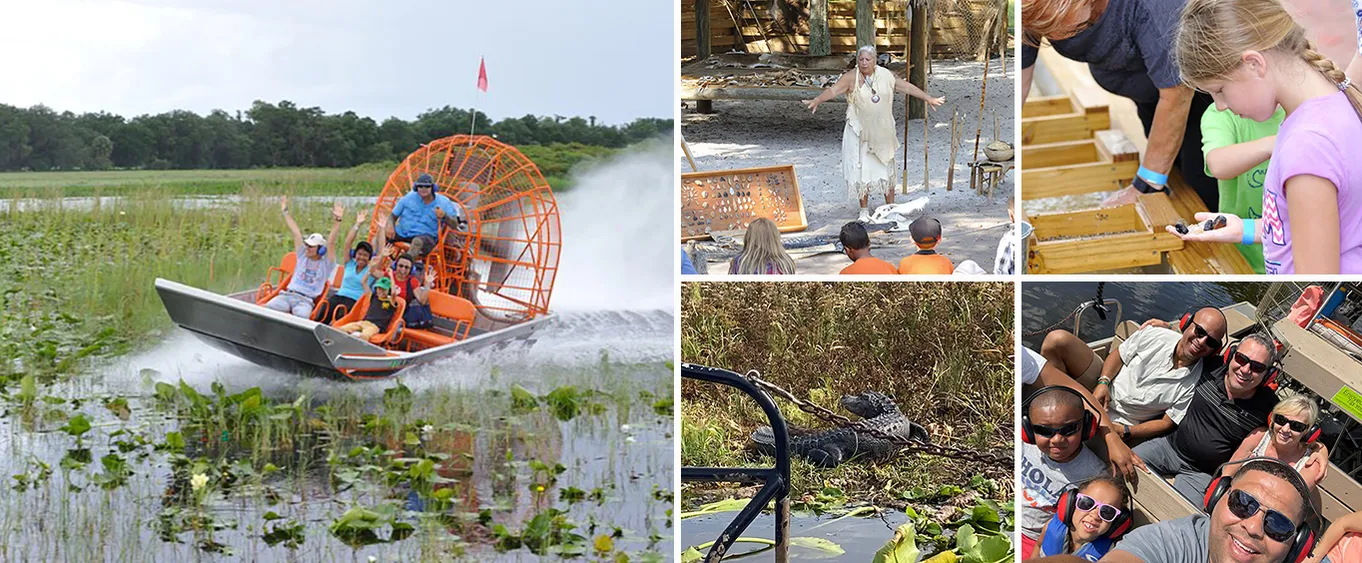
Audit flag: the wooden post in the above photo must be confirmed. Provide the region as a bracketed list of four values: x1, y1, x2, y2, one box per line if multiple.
[922, 110, 929, 192]
[810, 0, 830, 56]
[856, 0, 874, 50]
[972, 52, 991, 164]
[909, 3, 928, 120]
[947, 109, 959, 191]
[696, 0, 714, 114]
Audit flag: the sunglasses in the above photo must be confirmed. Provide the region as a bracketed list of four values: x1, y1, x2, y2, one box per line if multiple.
[1074, 493, 1123, 522]
[396, 263, 412, 270]
[1272, 414, 1309, 433]
[1233, 351, 1271, 375]
[1225, 489, 1298, 542]
[1189, 323, 1224, 352]
[1031, 420, 1081, 438]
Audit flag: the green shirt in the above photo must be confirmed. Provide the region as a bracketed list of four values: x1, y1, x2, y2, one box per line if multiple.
[1200, 105, 1285, 274]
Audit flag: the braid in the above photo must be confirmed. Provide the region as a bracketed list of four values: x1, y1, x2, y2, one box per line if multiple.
[1302, 41, 1362, 124]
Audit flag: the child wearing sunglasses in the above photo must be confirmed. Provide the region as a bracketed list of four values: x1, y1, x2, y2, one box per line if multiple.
[1020, 389, 1107, 558]
[1031, 474, 1131, 561]
[1224, 394, 1330, 488]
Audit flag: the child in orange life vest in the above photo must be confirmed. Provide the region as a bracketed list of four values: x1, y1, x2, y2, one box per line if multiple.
[898, 216, 954, 274]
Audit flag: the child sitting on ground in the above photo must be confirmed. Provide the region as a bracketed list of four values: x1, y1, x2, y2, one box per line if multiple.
[838, 221, 898, 274]
[336, 276, 403, 341]
[1030, 473, 1131, 561]
[1200, 104, 1283, 274]
[898, 216, 954, 274]
[1020, 387, 1108, 559]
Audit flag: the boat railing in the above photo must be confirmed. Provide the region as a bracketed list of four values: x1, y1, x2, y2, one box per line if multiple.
[681, 363, 791, 563]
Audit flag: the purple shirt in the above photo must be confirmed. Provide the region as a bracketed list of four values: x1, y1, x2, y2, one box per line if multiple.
[1262, 92, 1362, 274]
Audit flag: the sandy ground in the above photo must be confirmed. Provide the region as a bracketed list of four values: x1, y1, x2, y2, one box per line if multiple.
[681, 59, 1015, 275]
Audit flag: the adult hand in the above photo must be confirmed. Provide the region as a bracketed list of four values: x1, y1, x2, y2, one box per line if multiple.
[355, 209, 368, 225]
[280, 196, 289, 213]
[436, 207, 445, 220]
[802, 99, 821, 114]
[1165, 212, 1244, 244]
[332, 201, 345, 222]
[425, 267, 437, 287]
[1093, 384, 1111, 410]
[377, 214, 388, 229]
[925, 96, 945, 110]
[1101, 185, 1141, 207]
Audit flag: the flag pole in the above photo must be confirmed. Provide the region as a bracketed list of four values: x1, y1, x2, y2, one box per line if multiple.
[470, 56, 487, 142]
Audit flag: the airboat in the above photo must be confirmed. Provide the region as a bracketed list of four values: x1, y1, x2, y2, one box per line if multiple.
[155, 135, 560, 380]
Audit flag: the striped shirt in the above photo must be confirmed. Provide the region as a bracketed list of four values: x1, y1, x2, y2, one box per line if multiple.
[1171, 367, 1278, 475]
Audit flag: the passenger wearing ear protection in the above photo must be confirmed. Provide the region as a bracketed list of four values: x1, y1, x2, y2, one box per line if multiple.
[1133, 333, 1281, 504]
[318, 208, 380, 323]
[1031, 473, 1132, 561]
[1034, 458, 1317, 563]
[265, 197, 343, 318]
[385, 172, 464, 259]
[1021, 386, 1109, 558]
[1038, 307, 1227, 445]
[1223, 394, 1330, 489]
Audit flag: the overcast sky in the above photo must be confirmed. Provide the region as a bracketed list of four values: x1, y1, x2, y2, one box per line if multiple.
[0, 0, 674, 125]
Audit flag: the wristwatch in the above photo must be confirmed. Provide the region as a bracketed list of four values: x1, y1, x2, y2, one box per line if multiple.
[1133, 177, 1169, 195]
[1122, 425, 1132, 442]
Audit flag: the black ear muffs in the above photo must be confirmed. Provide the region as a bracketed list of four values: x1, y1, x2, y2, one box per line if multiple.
[1204, 457, 1318, 563]
[1223, 343, 1282, 389]
[1020, 386, 1100, 445]
[1058, 487, 1134, 541]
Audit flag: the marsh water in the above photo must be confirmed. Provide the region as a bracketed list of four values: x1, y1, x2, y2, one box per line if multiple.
[1021, 282, 1269, 349]
[682, 510, 912, 560]
[0, 146, 677, 561]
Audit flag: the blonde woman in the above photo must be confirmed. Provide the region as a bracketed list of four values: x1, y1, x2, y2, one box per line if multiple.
[1222, 393, 1330, 488]
[803, 45, 944, 224]
[728, 218, 796, 275]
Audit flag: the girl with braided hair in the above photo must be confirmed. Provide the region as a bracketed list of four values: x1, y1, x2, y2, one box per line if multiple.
[1168, 0, 1362, 274]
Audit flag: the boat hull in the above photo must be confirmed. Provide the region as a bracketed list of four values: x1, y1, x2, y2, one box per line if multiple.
[155, 278, 551, 379]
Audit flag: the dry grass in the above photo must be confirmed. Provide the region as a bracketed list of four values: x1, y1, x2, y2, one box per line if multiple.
[680, 282, 1014, 505]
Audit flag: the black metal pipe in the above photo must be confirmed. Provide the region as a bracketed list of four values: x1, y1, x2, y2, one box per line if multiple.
[681, 363, 791, 562]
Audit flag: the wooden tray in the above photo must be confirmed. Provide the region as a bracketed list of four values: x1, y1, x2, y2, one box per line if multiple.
[681, 164, 808, 241]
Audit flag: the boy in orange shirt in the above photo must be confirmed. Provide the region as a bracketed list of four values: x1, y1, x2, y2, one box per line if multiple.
[898, 217, 953, 274]
[838, 222, 898, 274]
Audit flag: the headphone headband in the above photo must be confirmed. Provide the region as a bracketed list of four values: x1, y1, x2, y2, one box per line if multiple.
[1203, 456, 1318, 563]
[1020, 386, 1102, 444]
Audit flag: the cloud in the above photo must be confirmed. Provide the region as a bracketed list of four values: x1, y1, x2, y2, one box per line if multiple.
[0, 0, 673, 124]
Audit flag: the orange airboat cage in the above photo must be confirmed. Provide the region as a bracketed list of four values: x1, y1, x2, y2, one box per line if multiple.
[372, 135, 560, 323]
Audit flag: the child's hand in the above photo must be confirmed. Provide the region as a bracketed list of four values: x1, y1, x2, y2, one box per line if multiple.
[425, 268, 437, 286]
[1166, 212, 1245, 244]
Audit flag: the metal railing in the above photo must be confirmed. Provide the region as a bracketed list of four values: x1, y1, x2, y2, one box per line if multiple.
[681, 363, 791, 563]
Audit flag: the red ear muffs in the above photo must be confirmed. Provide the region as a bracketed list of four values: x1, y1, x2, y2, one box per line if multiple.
[1205, 459, 1317, 563]
[1180, 311, 1194, 332]
[1225, 343, 1282, 389]
[1267, 413, 1322, 446]
[1057, 489, 1075, 527]
[1020, 387, 1101, 445]
[1060, 486, 1134, 541]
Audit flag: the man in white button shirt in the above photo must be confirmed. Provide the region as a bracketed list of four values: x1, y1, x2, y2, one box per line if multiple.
[1037, 307, 1228, 444]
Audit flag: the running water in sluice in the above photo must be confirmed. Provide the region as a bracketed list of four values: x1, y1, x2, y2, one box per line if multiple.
[0, 145, 676, 561]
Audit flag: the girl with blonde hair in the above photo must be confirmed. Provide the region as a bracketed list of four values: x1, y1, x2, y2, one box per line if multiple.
[728, 218, 797, 275]
[1169, 0, 1362, 273]
[1222, 392, 1330, 488]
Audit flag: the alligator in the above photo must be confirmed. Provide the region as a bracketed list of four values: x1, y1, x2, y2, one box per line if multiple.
[751, 391, 930, 467]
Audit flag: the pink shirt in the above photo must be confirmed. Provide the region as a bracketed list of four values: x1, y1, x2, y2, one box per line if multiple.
[1262, 91, 1362, 273]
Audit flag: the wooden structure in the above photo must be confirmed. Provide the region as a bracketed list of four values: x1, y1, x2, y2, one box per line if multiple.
[681, 0, 1007, 59]
[1021, 82, 1253, 274]
[680, 164, 808, 241]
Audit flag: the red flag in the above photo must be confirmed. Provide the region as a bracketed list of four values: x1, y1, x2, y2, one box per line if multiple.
[476, 57, 488, 92]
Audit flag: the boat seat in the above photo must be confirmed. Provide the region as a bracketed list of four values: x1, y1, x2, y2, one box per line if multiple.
[332, 292, 407, 347]
[402, 290, 476, 348]
[311, 265, 350, 323]
[256, 252, 298, 305]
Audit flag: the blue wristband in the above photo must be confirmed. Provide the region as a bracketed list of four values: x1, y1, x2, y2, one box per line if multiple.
[1242, 219, 1256, 245]
[1137, 166, 1169, 185]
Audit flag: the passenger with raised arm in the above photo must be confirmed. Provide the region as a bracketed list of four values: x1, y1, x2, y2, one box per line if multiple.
[265, 197, 342, 319]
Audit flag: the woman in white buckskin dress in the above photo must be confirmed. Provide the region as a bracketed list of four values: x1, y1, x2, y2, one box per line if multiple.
[803, 45, 945, 223]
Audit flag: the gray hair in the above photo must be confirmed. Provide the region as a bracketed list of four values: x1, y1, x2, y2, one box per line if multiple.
[1239, 332, 1280, 366]
[857, 45, 877, 58]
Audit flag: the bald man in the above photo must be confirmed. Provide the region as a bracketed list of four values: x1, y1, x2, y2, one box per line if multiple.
[1040, 307, 1228, 444]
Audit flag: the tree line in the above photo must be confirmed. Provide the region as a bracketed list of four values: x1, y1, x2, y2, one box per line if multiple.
[0, 101, 674, 172]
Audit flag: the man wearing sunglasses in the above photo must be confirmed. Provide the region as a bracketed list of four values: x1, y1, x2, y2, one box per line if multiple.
[1034, 459, 1314, 563]
[1040, 307, 1227, 445]
[1133, 334, 1280, 503]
